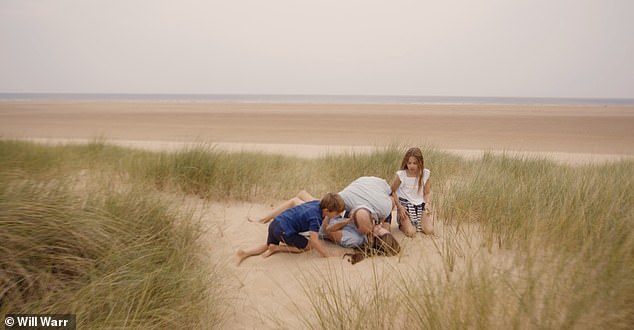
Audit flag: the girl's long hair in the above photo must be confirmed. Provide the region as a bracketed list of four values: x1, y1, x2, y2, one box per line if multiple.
[400, 147, 425, 192]
[343, 233, 401, 265]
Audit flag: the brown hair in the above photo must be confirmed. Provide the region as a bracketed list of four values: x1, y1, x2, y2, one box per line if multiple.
[343, 232, 401, 265]
[400, 147, 425, 192]
[320, 192, 346, 213]
[374, 233, 401, 256]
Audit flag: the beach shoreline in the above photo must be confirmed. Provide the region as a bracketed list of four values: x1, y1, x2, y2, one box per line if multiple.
[2, 101, 634, 161]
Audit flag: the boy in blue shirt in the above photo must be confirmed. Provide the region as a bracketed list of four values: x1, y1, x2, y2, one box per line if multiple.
[235, 192, 345, 265]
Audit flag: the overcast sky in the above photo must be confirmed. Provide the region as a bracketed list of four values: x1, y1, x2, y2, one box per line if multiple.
[1, 0, 633, 98]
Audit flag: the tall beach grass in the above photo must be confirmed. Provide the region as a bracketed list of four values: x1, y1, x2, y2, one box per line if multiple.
[294, 152, 633, 329]
[0, 141, 226, 329]
[1, 139, 632, 329]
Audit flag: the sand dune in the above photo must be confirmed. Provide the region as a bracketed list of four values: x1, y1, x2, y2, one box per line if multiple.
[2, 101, 634, 327]
[200, 201, 457, 329]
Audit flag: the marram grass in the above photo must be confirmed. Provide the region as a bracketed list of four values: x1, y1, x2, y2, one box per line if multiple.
[0, 167, 225, 328]
[1, 140, 633, 329]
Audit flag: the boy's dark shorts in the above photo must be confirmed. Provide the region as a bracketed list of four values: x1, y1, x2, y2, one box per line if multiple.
[267, 218, 309, 249]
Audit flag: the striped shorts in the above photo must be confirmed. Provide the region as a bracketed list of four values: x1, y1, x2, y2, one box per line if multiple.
[398, 197, 425, 232]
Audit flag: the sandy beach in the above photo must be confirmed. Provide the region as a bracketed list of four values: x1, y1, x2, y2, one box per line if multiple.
[2, 101, 634, 161]
[2, 101, 634, 328]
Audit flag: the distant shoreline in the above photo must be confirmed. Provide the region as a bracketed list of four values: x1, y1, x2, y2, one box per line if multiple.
[1, 93, 633, 106]
[2, 101, 634, 160]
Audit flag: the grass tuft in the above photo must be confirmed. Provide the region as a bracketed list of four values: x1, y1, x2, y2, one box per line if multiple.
[2, 139, 633, 329]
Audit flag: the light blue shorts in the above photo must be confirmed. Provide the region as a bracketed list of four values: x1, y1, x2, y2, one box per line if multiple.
[319, 216, 367, 248]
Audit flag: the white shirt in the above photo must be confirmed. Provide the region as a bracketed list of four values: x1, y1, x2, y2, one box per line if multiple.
[339, 176, 393, 221]
[395, 169, 430, 205]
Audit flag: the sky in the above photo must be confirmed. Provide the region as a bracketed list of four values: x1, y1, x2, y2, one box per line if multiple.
[1, 0, 633, 98]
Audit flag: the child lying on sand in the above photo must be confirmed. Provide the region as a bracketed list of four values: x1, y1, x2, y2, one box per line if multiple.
[235, 192, 345, 265]
[245, 190, 402, 265]
[343, 225, 401, 264]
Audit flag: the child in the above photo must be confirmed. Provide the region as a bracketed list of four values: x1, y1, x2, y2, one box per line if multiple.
[322, 206, 396, 249]
[390, 147, 433, 236]
[329, 212, 401, 264]
[320, 214, 367, 249]
[343, 225, 401, 264]
[235, 192, 345, 265]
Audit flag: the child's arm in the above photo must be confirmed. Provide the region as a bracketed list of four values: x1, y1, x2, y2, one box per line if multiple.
[322, 217, 345, 243]
[325, 217, 353, 234]
[390, 174, 401, 197]
[320, 216, 331, 233]
[308, 231, 339, 257]
[424, 177, 432, 209]
[390, 175, 409, 221]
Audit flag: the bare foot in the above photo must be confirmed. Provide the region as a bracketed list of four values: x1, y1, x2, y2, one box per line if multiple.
[246, 216, 272, 224]
[261, 246, 275, 258]
[235, 249, 247, 266]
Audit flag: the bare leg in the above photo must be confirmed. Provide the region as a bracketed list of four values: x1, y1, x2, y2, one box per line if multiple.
[420, 210, 434, 235]
[399, 217, 416, 238]
[262, 244, 307, 257]
[353, 209, 374, 235]
[235, 243, 268, 266]
[296, 190, 316, 202]
[248, 198, 301, 223]
[393, 209, 416, 238]
[248, 190, 316, 223]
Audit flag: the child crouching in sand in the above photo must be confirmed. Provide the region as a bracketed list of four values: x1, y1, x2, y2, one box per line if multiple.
[235, 192, 345, 265]
[390, 147, 434, 236]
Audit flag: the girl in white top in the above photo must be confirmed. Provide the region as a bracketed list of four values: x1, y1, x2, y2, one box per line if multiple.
[390, 147, 433, 236]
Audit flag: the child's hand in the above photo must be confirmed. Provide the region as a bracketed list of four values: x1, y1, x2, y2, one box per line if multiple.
[372, 224, 390, 237]
[398, 207, 409, 222]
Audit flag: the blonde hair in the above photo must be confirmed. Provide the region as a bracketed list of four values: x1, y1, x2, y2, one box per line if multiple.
[399, 147, 425, 192]
[320, 193, 346, 213]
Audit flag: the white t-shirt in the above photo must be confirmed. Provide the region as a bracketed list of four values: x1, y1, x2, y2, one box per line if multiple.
[395, 168, 430, 205]
[339, 176, 393, 221]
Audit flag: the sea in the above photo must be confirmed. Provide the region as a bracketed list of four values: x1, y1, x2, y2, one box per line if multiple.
[0, 93, 633, 106]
